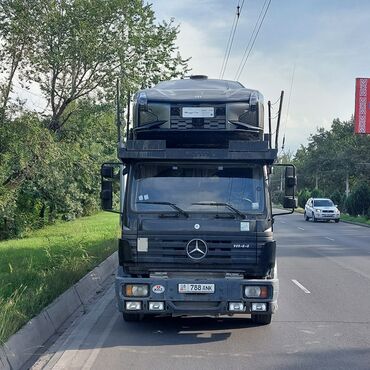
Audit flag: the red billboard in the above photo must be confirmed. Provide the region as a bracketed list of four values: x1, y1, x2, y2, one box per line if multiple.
[355, 78, 370, 134]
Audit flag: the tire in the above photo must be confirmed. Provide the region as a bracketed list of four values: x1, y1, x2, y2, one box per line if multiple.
[251, 313, 272, 325]
[335, 219, 340, 223]
[313, 215, 317, 222]
[304, 212, 309, 221]
[122, 312, 141, 322]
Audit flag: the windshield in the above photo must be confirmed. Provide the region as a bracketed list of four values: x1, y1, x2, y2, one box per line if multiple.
[313, 199, 334, 207]
[131, 163, 265, 214]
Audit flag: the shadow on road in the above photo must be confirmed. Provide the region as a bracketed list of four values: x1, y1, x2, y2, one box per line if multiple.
[99, 315, 265, 348]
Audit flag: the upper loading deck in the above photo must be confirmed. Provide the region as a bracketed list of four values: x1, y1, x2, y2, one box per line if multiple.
[131, 76, 265, 144]
[120, 76, 276, 164]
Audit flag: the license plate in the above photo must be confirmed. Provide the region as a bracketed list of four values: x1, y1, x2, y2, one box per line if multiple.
[182, 107, 214, 118]
[178, 283, 215, 293]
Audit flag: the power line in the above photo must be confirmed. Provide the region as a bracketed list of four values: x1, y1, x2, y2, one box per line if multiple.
[219, 5, 238, 79]
[235, 0, 271, 81]
[234, 0, 268, 80]
[219, 0, 245, 79]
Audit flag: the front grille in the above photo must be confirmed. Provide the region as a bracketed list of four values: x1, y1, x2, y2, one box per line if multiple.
[136, 237, 256, 267]
[322, 210, 334, 213]
[170, 104, 226, 130]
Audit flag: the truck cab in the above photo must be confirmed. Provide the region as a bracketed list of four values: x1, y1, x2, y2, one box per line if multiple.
[101, 76, 296, 325]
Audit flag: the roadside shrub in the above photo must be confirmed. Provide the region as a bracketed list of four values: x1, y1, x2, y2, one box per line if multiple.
[310, 188, 324, 198]
[272, 190, 284, 206]
[0, 105, 117, 240]
[345, 182, 370, 216]
[298, 188, 311, 208]
[345, 194, 356, 216]
[330, 190, 345, 210]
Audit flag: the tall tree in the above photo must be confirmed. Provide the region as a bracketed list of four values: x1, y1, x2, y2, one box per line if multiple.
[17, 0, 189, 131]
[0, 0, 35, 119]
[294, 118, 370, 195]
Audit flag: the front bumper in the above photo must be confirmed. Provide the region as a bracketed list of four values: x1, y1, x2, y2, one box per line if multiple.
[115, 268, 278, 316]
[314, 212, 340, 220]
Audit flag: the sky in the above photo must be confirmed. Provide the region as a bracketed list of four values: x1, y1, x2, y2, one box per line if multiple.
[151, 0, 370, 154]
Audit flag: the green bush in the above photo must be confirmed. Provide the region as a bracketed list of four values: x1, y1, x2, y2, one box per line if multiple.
[330, 190, 345, 210]
[298, 188, 311, 208]
[345, 182, 370, 216]
[0, 104, 117, 240]
[310, 188, 324, 198]
[272, 190, 284, 206]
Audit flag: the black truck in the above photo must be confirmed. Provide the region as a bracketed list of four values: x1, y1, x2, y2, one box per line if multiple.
[101, 75, 296, 325]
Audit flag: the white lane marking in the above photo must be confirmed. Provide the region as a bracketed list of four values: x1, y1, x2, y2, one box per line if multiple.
[298, 227, 305, 231]
[325, 237, 335, 241]
[281, 221, 286, 224]
[292, 279, 311, 294]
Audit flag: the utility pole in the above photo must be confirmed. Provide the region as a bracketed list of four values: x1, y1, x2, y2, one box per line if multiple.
[345, 171, 349, 197]
[280, 169, 283, 191]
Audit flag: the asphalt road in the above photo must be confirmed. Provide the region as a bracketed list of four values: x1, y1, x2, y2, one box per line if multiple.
[32, 213, 370, 370]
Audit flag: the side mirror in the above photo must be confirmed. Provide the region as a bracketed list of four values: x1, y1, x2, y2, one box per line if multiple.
[101, 181, 113, 210]
[100, 163, 125, 213]
[283, 196, 297, 209]
[283, 165, 297, 209]
[271, 164, 297, 216]
[101, 165, 114, 178]
[284, 166, 296, 197]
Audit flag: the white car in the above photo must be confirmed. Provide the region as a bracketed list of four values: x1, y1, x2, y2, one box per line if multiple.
[304, 198, 340, 223]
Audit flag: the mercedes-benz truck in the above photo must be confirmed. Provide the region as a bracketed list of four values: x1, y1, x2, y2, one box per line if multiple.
[101, 75, 296, 325]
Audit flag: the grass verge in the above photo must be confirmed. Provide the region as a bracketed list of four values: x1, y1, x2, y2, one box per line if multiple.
[0, 212, 119, 344]
[340, 214, 370, 225]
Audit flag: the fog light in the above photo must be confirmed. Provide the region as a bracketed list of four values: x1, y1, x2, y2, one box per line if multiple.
[125, 284, 149, 297]
[251, 302, 267, 312]
[149, 302, 164, 311]
[244, 286, 268, 298]
[125, 301, 142, 311]
[229, 302, 245, 312]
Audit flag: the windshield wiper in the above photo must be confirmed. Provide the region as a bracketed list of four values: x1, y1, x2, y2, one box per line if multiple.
[136, 201, 189, 218]
[192, 202, 246, 219]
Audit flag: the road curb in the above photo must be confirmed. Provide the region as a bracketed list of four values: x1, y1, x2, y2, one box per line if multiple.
[0, 251, 117, 370]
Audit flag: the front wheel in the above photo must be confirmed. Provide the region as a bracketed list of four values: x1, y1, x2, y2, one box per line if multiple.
[251, 313, 272, 325]
[313, 215, 317, 222]
[304, 212, 309, 221]
[335, 219, 340, 223]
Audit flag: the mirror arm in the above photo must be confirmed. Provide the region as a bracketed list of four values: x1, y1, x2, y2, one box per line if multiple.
[272, 208, 295, 218]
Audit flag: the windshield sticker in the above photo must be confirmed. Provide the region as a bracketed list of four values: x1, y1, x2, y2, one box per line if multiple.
[252, 202, 259, 210]
[138, 195, 144, 201]
[240, 221, 250, 231]
[144, 194, 149, 200]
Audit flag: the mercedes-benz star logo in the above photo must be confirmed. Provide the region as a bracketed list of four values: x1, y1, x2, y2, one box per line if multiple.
[186, 239, 208, 260]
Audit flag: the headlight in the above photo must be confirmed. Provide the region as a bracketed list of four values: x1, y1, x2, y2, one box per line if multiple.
[124, 284, 149, 297]
[315, 209, 321, 213]
[244, 286, 268, 298]
[139, 103, 170, 125]
[227, 103, 258, 127]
